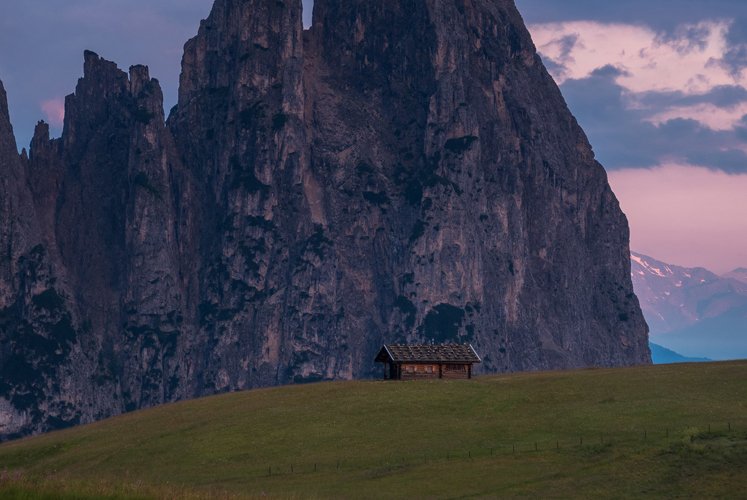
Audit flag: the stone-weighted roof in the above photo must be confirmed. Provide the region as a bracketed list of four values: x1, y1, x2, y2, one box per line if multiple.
[375, 344, 481, 364]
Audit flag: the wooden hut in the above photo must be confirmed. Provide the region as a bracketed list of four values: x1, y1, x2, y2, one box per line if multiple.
[374, 344, 481, 380]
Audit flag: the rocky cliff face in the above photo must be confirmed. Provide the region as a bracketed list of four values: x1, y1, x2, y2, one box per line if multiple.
[0, 0, 649, 440]
[0, 52, 192, 438]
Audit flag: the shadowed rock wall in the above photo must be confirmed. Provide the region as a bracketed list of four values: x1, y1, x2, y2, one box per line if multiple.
[0, 0, 649, 440]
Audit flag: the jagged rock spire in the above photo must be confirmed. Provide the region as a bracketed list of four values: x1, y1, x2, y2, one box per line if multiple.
[0, 0, 649, 440]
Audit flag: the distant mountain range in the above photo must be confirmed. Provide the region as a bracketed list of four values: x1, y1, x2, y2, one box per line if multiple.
[631, 252, 747, 360]
[648, 342, 709, 364]
[723, 268, 747, 285]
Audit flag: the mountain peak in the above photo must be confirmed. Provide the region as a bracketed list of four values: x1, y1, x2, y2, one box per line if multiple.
[1, 0, 649, 440]
[631, 252, 675, 278]
[0, 79, 20, 162]
[0, 79, 8, 121]
[723, 268, 747, 285]
[631, 252, 747, 361]
[81, 50, 127, 89]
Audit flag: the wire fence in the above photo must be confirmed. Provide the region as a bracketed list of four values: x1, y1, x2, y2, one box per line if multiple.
[259, 420, 746, 478]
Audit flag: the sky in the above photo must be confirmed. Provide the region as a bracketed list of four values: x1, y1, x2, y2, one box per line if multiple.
[0, 1, 745, 273]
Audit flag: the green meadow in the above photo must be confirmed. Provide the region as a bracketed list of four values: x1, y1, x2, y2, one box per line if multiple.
[1, 361, 746, 498]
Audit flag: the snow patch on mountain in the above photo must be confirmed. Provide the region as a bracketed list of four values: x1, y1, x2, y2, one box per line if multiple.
[631, 252, 747, 360]
[631, 254, 670, 278]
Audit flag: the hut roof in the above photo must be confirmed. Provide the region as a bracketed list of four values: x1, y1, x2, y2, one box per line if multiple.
[375, 344, 481, 364]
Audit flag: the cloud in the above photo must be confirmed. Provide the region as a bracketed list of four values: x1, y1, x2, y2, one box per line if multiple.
[529, 19, 747, 139]
[723, 17, 747, 74]
[40, 98, 65, 128]
[530, 20, 744, 95]
[635, 84, 747, 109]
[646, 102, 747, 131]
[608, 164, 747, 273]
[516, 0, 747, 36]
[557, 68, 747, 171]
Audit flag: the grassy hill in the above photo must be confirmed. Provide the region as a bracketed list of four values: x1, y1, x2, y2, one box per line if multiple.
[1, 362, 746, 498]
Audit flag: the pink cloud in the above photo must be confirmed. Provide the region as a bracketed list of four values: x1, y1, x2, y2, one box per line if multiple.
[529, 20, 742, 95]
[40, 98, 65, 127]
[608, 164, 747, 274]
[646, 102, 747, 131]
